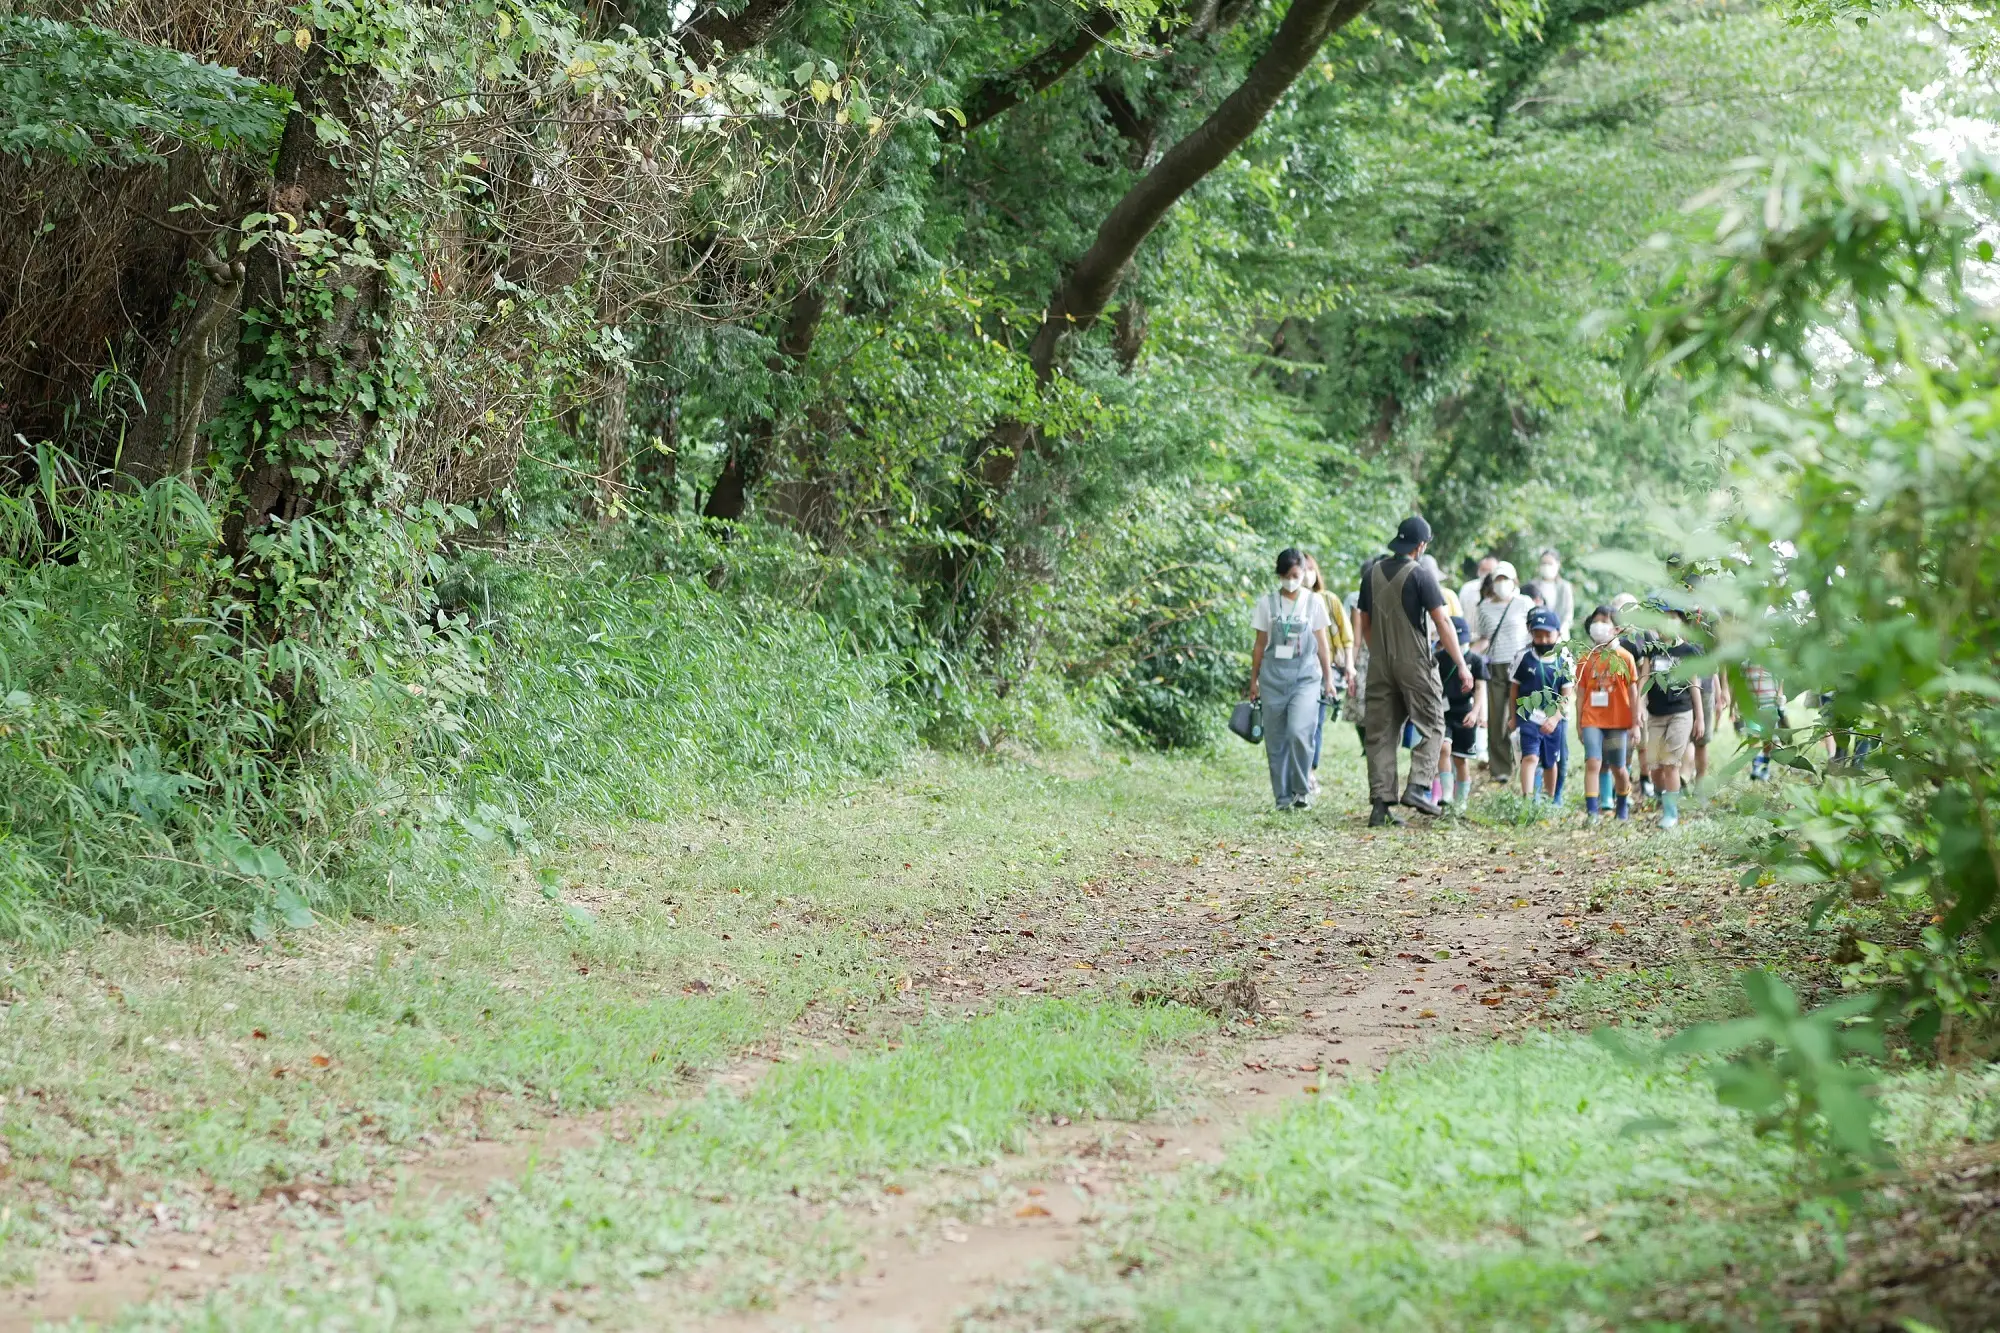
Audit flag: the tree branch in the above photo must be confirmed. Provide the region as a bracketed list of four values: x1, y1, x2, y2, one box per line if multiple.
[947, 7, 1121, 138]
[1029, 0, 1373, 381]
[679, 0, 800, 65]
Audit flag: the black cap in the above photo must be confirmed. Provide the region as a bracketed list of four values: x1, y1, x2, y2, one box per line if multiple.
[1388, 515, 1431, 555]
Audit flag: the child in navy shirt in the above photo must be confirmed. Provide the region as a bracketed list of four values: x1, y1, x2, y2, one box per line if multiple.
[1436, 616, 1488, 811]
[1508, 607, 1573, 800]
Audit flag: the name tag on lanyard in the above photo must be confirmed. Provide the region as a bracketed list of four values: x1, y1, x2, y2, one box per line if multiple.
[1272, 600, 1300, 658]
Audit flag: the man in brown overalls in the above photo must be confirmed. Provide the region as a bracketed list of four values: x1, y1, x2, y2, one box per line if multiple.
[1353, 517, 1474, 826]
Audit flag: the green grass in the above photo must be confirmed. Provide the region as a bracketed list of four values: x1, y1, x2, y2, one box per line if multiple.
[15, 735, 1983, 1331]
[1024, 1035, 1798, 1332]
[104, 998, 1210, 1331]
[0, 745, 1286, 1273]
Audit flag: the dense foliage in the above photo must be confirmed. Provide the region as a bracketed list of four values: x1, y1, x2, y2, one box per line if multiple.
[1629, 149, 2000, 1066]
[0, 0, 1947, 936]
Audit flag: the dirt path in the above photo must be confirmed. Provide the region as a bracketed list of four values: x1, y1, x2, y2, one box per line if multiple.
[700, 831, 1635, 1332]
[0, 825, 1646, 1332]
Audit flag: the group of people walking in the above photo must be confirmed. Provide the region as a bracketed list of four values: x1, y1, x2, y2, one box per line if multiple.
[1247, 516, 1726, 828]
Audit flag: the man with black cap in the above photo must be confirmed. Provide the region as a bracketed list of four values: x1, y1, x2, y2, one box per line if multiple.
[1354, 516, 1474, 825]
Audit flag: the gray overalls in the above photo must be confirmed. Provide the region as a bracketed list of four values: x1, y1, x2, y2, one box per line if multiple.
[1364, 558, 1448, 804]
[1259, 591, 1324, 809]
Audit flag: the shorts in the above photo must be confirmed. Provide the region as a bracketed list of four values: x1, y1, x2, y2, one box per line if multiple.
[1580, 725, 1628, 766]
[1518, 720, 1564, 767]
[1694, 680, 1720, 747]
[1647, 712, 1694, 768]
[1449, 722, 1478, 758]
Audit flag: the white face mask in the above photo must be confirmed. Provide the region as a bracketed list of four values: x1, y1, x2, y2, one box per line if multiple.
[1280, 576, 1302, 594]
[1589, 621, 1616, 645]
[1491, 578, 1515, 600]
[1539, 562, 1559, 580]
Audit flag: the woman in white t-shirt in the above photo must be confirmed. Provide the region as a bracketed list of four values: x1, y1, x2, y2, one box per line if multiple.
[1471, 560, 1532, 783]
[1248, 548, 1334, 811]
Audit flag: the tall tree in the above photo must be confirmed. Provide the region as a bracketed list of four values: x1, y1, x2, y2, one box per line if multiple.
[974, 0, 1374, 497]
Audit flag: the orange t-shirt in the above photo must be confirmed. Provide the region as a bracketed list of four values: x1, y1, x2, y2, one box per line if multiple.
[1576, 645, 1639, 730]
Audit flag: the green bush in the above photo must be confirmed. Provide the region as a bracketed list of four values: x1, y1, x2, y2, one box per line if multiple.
[0, 457, 907, 941]
[449, 544, 910, 821]
[1630, 151, 2000, 1056]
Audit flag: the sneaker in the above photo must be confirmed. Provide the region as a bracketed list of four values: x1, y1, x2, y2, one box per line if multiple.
[1292, 795, 1312, 811]
[1660, 813, 1680, 830]
[1402, 787, 1444, 818]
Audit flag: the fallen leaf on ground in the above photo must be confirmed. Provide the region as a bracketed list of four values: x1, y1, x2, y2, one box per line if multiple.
[1016, 1203, 1051, 1218]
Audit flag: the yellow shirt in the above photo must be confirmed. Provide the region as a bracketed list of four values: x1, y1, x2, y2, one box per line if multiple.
[1318, 591, 1354, 656]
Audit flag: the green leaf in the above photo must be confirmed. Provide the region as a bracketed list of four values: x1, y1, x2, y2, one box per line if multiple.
[0, 16, 289, 167]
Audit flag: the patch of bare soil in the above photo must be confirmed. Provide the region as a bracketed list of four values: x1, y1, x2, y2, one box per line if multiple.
[698, 824, 1643, 1332]
[0, 819, 1653, 1332]
[0, 1074, 750, 1332]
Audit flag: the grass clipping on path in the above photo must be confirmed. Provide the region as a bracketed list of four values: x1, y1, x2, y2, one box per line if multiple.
[116, 998, 1209, 1331]
[1099, 1035, 1792, 1332]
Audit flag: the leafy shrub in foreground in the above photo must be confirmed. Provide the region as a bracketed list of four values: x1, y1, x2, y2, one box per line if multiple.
[1629, 150, 2000, 1059]
[0, 458, 907, 941]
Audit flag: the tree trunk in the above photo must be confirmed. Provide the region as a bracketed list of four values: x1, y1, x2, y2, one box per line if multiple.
[595, 366, 630, 526]
[973, 0, 1375, 497]
[701, 276, 829, 521]
[222, 49, 387, 559]
[124, 250, 245, 482]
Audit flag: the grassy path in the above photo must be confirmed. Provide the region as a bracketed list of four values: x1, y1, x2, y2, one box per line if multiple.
[1, 738, 1992, 1330]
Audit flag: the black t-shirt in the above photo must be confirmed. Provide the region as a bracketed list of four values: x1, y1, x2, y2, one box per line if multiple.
[1644, 641, 1702, 716]
[1438, 646, 1489, 724]
[1356, 555, 1446, 633]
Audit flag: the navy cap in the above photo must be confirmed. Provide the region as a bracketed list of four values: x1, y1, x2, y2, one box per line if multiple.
[1526, 607, 1560, 633]
[1450, 614, 1471, 644]
[1388, 515, 1432, 555]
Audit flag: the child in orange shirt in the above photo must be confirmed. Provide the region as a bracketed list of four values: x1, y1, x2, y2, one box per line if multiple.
[1576, 605, 1641, 820]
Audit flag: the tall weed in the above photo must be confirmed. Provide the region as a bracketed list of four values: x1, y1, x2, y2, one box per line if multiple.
[0, 457, 907, 941]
